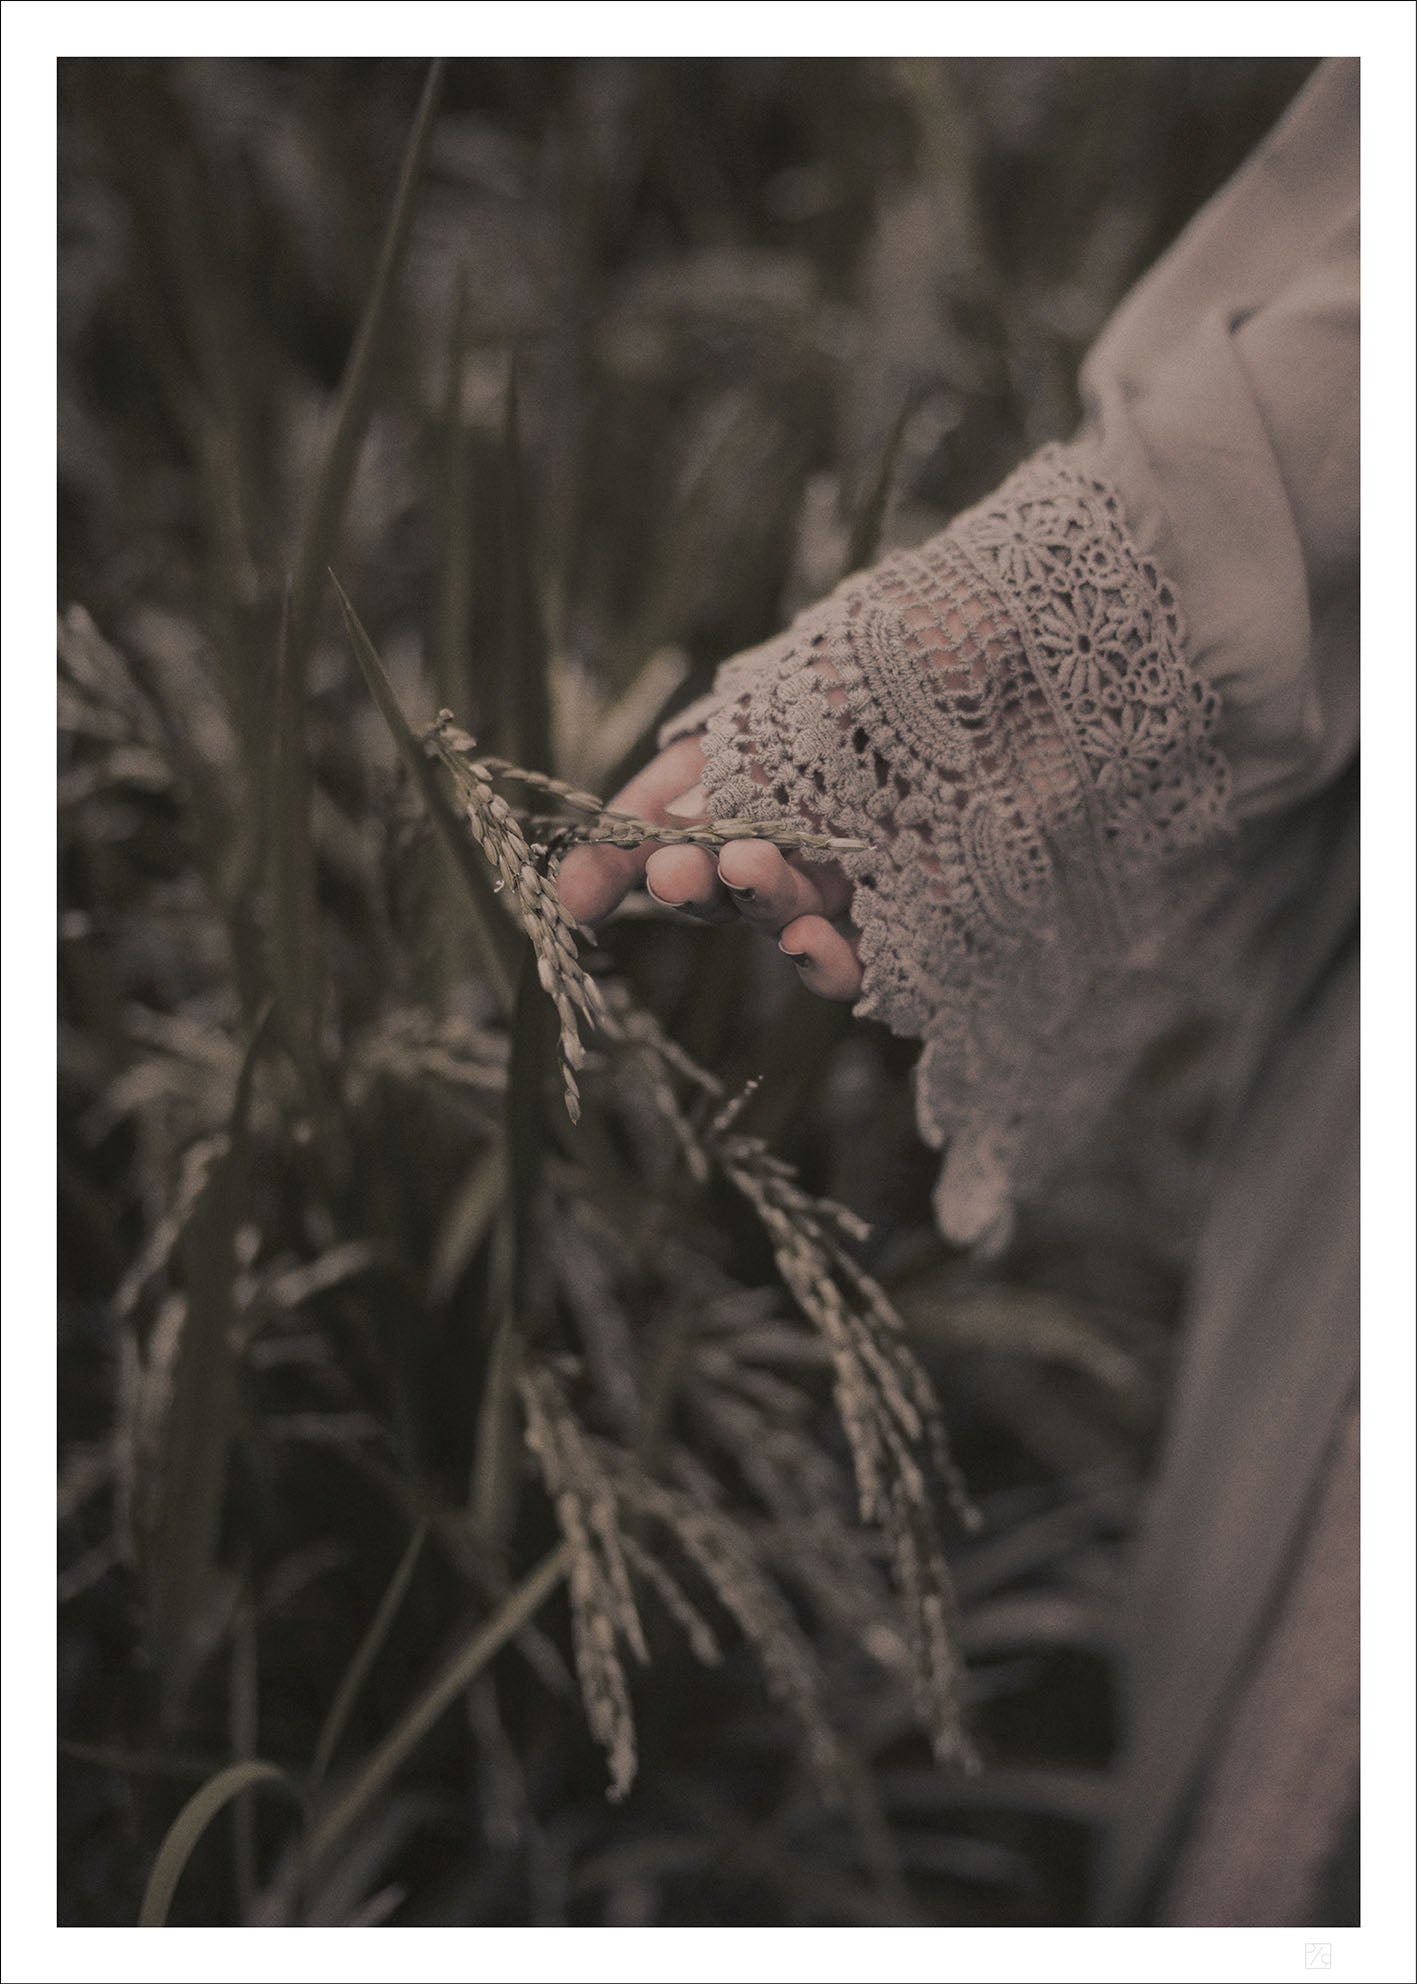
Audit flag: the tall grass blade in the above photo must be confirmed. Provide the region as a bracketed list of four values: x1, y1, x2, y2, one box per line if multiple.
[427, 1145, 507, 1306]
[505, 943, 556, 1263]
[267, 583, 321, 1078]
[496, 359, 554, 774]
[472, 953, 556, 1547]
[145, 1006, 269, 1728]
[137, 1760, 301, 1927]
[287, 60, 445, 675]
[312, 1523, 429, 1785]
[472, 1213, 521, 1552]
[334, 578, 521, 1012]
[270, 61, 444, 1063]
[434, 268, 476, 719]
[228, 1587, 261, 1915]
[309, 1542, 570, 1859]
[424, 269, 481, 1009]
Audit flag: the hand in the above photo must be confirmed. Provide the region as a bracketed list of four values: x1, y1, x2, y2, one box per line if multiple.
[555, 733, 865, 1001]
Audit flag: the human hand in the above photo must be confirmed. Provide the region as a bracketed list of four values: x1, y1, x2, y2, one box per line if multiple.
[555, 732, 864, 1001]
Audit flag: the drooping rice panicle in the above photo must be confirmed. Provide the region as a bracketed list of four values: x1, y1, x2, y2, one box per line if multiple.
[603, 1447, 844, 1788]
[618, 1534, 724, 1668]
[427, 707, 978, 1767]
[424, 715, 613, 1123]
[518, 1367, 643, 1801]
[698, 1096, 980, 1766]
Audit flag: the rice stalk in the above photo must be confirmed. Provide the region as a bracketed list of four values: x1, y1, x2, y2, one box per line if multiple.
[518, 1367, 646, 1802]
[307, 1542, 571, 1861]
[312, 1524, 429, 1786]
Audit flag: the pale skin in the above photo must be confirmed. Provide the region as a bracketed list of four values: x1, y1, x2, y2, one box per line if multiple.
[555, 732, 865, 1002]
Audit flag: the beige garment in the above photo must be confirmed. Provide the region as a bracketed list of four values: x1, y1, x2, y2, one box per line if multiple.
[666, 59, 1360, 1923]
[1161, 1394, 1359, 1926]
[1079, 59, 1359, 1923]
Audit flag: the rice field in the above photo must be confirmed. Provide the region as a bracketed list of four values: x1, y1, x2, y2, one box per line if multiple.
[56, 55, 1315, 1927]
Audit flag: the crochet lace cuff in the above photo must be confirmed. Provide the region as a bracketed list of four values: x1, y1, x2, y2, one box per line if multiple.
[662, 443, 1232, 1248]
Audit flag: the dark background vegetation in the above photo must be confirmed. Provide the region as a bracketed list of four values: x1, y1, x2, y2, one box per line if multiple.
[58, 55, 1316, 1928]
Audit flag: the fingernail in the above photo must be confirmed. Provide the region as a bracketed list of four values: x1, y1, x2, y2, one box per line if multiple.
[646, 879, 716, 922]
[665, 784, 708, 819]
[781, 948, 811, 967]
[725, 884, 755, 903]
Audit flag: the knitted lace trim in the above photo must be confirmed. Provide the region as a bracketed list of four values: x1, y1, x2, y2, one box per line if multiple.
[664, 444, 1232, 1248]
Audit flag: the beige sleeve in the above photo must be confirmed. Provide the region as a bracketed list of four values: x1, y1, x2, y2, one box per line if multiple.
[662, 61, 1358, 1250]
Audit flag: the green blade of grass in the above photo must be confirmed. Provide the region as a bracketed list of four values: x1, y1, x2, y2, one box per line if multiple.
[287, 60, 445, 675]
[309, 1541, 570, 1860]
[427, 1145, 507, 1306]
[434, 267, 476, 718]
[495, 359, 554, 774]
[471, 951, 556, 1548]
[146, 1005, 271, 1728]
[422, 269, 483, 1009]
[138, 1759, 302, 1927]
[269, 61, 444, 1067]
[228, 1586, 260, 1915]
[504, 943, 556, 1266]
[471, 1211, 521, 1553]
[311, 1523, 429, 1786]
[267, 583, 322, 1083]
[334, 577, 521, 1013]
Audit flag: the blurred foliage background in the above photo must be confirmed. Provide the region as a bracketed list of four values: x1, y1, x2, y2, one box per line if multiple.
[57, 55, 1316, 1928]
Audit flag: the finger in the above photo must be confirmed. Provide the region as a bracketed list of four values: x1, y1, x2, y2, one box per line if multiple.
[778, 912, 864, 1002]
[556, 734, 708, 923]
[644, 842, 736, 922]
[715, 839, 852, 933]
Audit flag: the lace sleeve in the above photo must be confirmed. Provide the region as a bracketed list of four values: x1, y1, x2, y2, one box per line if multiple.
[662, 444, 1233, 1249]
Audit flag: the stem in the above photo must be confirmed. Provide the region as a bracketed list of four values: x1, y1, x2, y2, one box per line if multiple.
[308, 1542, 570, 1858]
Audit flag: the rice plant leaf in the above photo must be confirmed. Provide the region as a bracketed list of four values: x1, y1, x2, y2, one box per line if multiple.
[427, 1145, 507, 1306]
[472, 1214, 521, 1553]
[495, 358, 554, 775]
[266, 584, 321, 1078]
[311, 1524, 429, 1785]
[334, 577, 521, 1013]
[505, 945, 557, 1264]
[287, 60, 445, 675]
[309, 1542, 570, 1860]
[145, 1006, 270, 1729]
[841, 394, 919, 580]
[472, 953, 556, 1546]
[267, 61, 442, 1068]
[434, 267, 476, 718]
[138, 1759, 302, 1927]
